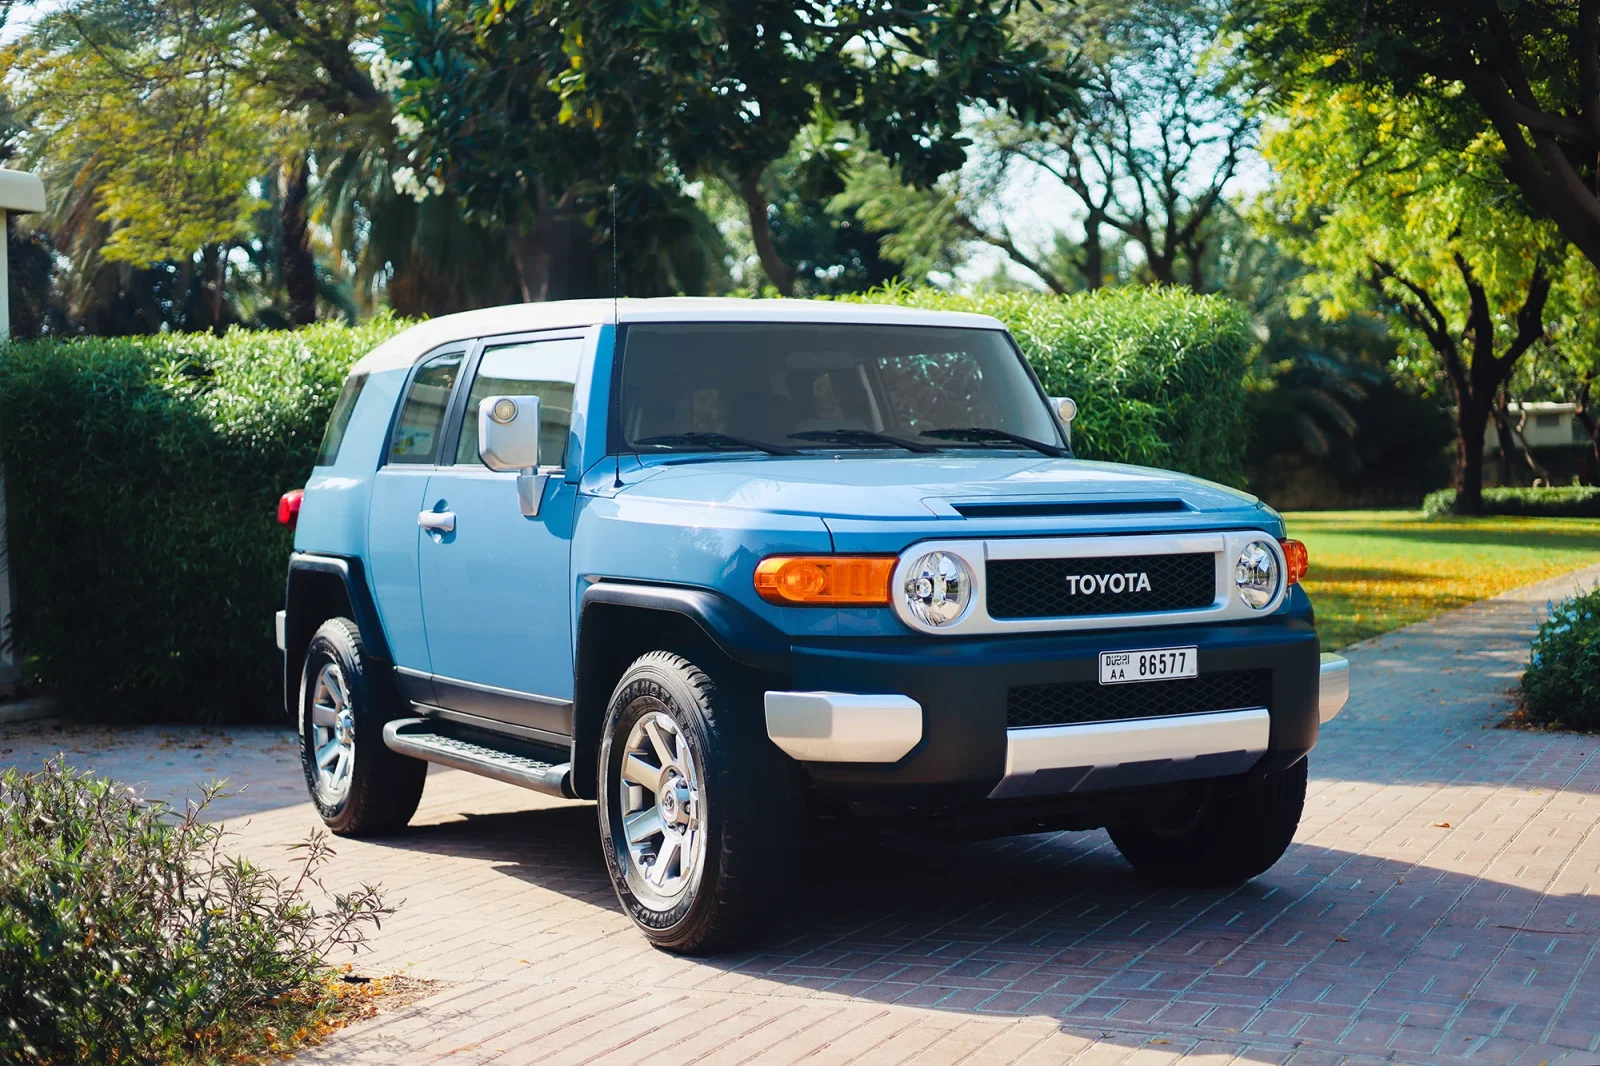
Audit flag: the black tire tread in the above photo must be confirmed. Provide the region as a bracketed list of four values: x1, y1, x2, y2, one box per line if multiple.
[600, 651, 800, 954]
[299, 617, 427, 837]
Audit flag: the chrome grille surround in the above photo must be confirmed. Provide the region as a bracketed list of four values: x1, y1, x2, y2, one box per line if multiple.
[888, 532, 1289, 636]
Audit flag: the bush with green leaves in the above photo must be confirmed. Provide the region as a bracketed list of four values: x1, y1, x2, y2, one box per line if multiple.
[1423, 486, 1600, 519]
[0, 760, 390, 1065]
[1521, 585, 1600, 732]
[0, 317, 408, 720]
[839, 286, 1255, 485]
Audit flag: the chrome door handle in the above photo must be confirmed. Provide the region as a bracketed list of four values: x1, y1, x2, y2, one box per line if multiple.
[417, 510, 455, 533]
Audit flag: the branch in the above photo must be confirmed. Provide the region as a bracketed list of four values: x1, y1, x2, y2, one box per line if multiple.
[1581, 0, 1600, 144]
[1370, 258, 1463, 382]
[959, 217, 1070, 294]
[1452, 252, 1497, 376]
[1501, 262, 1553, 371]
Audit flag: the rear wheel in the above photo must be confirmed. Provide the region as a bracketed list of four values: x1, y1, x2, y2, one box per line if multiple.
[1108, 759, 1307, 887]
[597, 651, 800, 954]
[298, 617, 426, 836]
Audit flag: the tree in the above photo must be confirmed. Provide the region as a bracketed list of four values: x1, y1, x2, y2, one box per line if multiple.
[1004, 0, 1256, 291]
[381, 0, 727, 302]
[1236, 0, 1600, 280]
[4, 0, 278, 329]
[548, 0, 1078, 296]
[839, 0, 1254, 294]
[1260, 86, 1590, 513]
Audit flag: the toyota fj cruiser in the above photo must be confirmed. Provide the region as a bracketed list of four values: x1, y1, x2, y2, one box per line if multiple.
[276, 298, 1349, 953]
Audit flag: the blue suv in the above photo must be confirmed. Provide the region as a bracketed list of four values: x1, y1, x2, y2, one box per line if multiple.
[277, 298, 1349, 953]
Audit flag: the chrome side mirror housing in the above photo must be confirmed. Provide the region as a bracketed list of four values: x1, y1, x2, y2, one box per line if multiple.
[479, 395, 547, 516]
[1049, 396, 1077, 445]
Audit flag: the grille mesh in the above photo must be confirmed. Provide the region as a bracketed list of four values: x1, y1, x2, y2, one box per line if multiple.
[987, 552, 1215, 619]
[1007, 670, 1271, 729]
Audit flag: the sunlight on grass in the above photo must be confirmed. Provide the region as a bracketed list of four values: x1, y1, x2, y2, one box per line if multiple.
[1282, 510, 1600, 649]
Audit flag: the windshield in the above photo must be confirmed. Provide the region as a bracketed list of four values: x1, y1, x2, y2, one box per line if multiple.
[617, 323, 1062, 454]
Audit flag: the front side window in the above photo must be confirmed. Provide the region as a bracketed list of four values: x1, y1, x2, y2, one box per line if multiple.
[454, 338, 583, 467]
[316, 372, 368, 466]
[389, 349, 464, 464]
[616, 324, 1059, 452]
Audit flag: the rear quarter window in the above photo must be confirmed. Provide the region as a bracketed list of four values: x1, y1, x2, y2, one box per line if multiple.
[315, 373, 368, 466]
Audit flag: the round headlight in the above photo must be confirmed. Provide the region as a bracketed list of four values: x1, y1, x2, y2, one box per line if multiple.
[1234, 540, 1281, 610]
[902, 551, 974, 627]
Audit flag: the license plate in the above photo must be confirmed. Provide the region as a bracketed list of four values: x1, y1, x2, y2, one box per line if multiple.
[1099, 646, 1198, 685]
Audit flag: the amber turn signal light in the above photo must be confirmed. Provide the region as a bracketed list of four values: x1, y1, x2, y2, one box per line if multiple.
[754, 555, 896, 606]
[1280, 538, 1308, 586]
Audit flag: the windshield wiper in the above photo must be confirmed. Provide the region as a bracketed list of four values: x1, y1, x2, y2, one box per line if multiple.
[788, 429, 940, 453]
[920, 426, 1071, 458]
[634, 431, 801, 456]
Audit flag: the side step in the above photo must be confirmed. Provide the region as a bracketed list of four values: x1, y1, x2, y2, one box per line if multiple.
[383, 717, 574, 799]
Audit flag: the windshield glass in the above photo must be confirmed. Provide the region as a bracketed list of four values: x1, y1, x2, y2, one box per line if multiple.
[617, 323, 1061, 453]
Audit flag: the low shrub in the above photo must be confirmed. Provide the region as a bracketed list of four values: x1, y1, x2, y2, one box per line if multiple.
[1521, 585, 1600, 732]
[0, 759, 390, 1065]
[1423, 485, 1600, 518]
[0, 317, 409, 720]
[839, 286, 1254, 485]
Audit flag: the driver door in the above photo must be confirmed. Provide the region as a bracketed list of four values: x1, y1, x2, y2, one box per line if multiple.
[416, 334, 583, 739]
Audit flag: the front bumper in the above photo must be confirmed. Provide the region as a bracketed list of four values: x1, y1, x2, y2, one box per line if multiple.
[764, 615, 1331, 801]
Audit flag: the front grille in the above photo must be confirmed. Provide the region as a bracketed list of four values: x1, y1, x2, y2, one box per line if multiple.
[986, 552, 1215, 619]
[1007, 670, 1271, 729]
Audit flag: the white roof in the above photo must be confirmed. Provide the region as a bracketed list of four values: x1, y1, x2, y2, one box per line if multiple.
[350, 297, 1004, 375]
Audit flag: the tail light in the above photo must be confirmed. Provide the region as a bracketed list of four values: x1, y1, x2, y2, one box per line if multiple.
[278, 489, 304, 530]
[1280, 538, 1308, 585]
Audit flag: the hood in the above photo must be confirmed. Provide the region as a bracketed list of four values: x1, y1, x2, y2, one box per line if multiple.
[613, 455, 1257, 520]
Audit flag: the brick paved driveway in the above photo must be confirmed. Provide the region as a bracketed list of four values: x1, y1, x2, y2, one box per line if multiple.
[6, 566, 1600, 1065]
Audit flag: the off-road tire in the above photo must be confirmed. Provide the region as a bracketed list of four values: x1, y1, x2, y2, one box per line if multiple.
[1108, 759, 1307, 887]
[299, 617, 427, 836]
[597, 651, 801, 954]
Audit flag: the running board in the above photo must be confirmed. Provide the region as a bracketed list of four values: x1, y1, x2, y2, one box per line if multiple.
[383, 717, 574, 799]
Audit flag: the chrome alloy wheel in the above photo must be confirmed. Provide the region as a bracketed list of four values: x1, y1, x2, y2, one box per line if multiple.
[617, 708, 705, 900]
[309, 662, 356, 806]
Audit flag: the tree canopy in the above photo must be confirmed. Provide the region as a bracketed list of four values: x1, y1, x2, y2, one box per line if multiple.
[1260, 83, 1595, 510]
[1237, 0, 1600, 278]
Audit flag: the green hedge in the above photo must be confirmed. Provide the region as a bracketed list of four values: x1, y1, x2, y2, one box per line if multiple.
[1521, 585, 1600, 732]
[0, 291, 1251, 723]
[1423, 486, 1600, 518]
[839, 286, 1254, 485]
[0, 318, 408, 720]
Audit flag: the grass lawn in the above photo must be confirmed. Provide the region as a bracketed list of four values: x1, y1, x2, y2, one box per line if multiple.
[1282, 510, 1600, 650]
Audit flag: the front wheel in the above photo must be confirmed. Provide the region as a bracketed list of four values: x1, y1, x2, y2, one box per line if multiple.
[1108, 759, 1307, 887]
[597, 651, 800, 954]
[298, 617, 426, 836]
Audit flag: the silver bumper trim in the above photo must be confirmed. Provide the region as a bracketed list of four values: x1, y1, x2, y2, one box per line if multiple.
[1319, 653, 1349, 723]
[275, 610, 287, 652]
[764, 690, 923, 763]
[989, 707, 1270, 799]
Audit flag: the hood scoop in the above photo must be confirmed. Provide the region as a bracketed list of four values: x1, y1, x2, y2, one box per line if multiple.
[951, 498, 1190, 520]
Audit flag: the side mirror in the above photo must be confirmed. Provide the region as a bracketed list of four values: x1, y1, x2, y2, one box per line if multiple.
[1049, 396, 1077, 445]
[479, 395, 547, 516]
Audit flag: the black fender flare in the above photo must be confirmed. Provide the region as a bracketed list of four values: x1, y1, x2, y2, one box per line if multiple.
[570, 580, 792, 798]
[282, 552, 391, 715]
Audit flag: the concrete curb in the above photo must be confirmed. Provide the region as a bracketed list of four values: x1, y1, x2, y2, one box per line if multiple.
[0, 696, 60, 726]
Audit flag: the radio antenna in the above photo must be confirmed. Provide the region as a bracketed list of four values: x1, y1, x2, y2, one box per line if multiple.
[609, 183, 620, 327]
